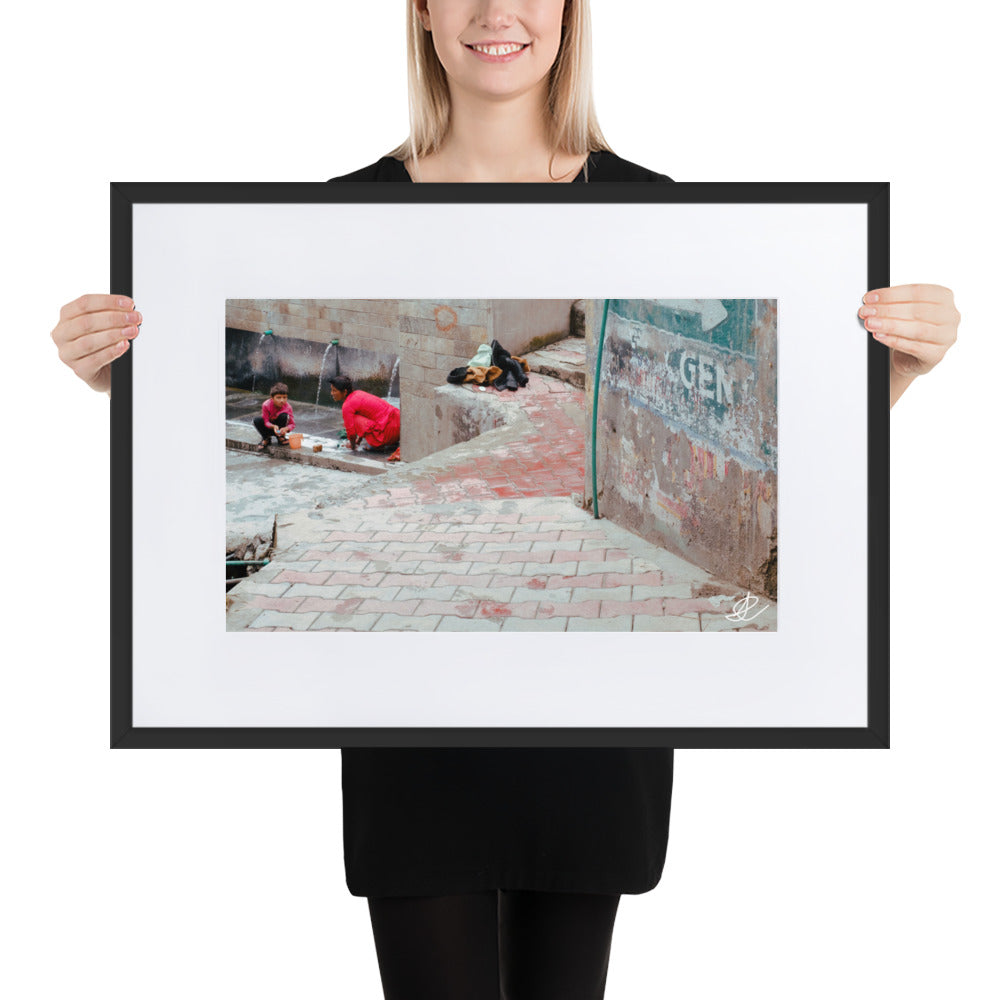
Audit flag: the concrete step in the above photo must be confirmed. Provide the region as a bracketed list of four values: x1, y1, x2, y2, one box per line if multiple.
[226, 420, 391, 475]
[522, 336, 588, 390]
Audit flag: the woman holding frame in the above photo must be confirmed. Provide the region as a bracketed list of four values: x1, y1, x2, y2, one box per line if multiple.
[50, 2, 958, 998]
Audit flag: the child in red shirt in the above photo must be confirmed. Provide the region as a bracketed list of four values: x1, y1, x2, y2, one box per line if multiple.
[253, 382, 295, 450]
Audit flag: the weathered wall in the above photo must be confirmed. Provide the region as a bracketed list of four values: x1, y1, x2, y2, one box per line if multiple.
[226, 299, 402, 352]
[492, 300, 577, 355]
[395, 300, 490, 460]
[226, 329, 398, 405]
[225, 300, 575, 461]
[430, 385, 520, 454]
[584, 299, 777, 598]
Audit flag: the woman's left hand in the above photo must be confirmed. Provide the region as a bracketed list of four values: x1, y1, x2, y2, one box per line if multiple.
[858, 283, 960, 378]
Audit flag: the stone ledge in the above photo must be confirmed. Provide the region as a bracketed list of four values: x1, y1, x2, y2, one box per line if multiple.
[522, 337, 588, 390]
[226, 421, 389, 476]
[429, 383, 524, 453]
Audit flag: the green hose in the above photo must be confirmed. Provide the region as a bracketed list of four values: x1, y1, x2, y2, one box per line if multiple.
[590, 299, 611, 520]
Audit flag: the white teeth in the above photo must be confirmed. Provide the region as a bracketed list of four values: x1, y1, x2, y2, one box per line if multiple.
[471, 43, 526, 56]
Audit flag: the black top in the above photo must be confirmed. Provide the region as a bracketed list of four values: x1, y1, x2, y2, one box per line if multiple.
[331, 149, 671, 185]
[332, 150, 675, 898]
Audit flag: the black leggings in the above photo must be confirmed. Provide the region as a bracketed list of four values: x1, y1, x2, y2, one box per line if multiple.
[367, 890, 621, 1000]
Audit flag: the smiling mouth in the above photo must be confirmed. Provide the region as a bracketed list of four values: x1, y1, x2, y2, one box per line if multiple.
[466, 42, 530, 56]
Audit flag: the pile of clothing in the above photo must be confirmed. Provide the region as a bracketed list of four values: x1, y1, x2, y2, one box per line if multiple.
[446, 339, 530, 392]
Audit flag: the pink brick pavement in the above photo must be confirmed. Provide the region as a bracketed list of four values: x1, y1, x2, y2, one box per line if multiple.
[341, 376, 585, 510]
[232, 370, 742, 632]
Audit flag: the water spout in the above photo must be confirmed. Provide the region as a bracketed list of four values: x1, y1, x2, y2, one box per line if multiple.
[250, 330, 272, 393]
[388, 357, 401, 398]
[315, 342, 334, 405]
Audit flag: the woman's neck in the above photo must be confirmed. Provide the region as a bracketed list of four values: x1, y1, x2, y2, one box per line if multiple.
[408, 84, 587, 183]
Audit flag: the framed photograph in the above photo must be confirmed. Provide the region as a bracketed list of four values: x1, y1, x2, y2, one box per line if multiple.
[111, 182, 888, 748]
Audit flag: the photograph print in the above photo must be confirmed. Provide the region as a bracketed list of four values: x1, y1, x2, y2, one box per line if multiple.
[224, 298, 777, 634]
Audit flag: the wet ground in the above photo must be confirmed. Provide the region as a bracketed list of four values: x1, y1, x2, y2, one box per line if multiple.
[226, 387, 399, 544]
[227, 387, 346, 442]
[227, 451, 361, 541]
[226, 388, 400, 458]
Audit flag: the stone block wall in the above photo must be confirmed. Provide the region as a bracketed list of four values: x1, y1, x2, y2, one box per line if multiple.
[395, 300, 491, 461]
[584, 299, 778, 599]
[226, 299, 401, 354]
[226, 299, 575, 461]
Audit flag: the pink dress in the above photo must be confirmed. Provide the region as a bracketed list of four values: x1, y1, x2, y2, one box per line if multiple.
[341, 390, 400, 448]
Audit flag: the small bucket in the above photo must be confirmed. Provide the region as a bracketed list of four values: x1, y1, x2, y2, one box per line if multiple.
[288, 433, 303, 450]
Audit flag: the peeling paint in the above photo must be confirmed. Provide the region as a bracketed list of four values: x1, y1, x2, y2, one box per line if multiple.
[590, 299, 778, 600]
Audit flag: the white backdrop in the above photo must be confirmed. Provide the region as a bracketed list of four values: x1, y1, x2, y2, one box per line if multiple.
[131, 200, 868, 729]
[4, 2, 995, 998]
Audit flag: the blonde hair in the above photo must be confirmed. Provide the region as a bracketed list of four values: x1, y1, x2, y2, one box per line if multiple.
[387, 0, 612, 179]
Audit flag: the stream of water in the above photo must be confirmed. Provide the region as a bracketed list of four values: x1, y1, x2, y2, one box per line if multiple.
[315, 342, 334, 404]
[249, 332, 268, 394]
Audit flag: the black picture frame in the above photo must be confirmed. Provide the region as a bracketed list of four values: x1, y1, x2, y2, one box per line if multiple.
[111, 182, 889, 749]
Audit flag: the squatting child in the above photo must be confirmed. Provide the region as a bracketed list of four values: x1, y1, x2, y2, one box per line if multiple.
[253, 382, 295, 450]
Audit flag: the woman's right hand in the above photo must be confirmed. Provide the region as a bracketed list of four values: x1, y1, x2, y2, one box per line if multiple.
[51, 294, 142, 395]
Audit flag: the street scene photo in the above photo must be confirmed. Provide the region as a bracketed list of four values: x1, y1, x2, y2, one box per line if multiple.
[225, 299, 777, 632]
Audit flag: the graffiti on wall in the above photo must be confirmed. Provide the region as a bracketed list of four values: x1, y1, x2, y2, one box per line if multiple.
[608, 299, 763, 356]
[603, 299, 776, 471]
[679, 351, 734, 407]
[593, 298, 778, 598]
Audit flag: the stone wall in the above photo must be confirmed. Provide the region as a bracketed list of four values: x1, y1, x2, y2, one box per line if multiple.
[584, 299, 778, 598]
[492, 300, 579, 356]
[226, 299, 402, 354]
[226, 299, 575, 461]
[429, 384, 519, 456]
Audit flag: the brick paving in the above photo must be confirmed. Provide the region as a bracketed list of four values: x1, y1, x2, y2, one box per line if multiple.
[227, 363, 777, 632]
[335, 374, 585, 510]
